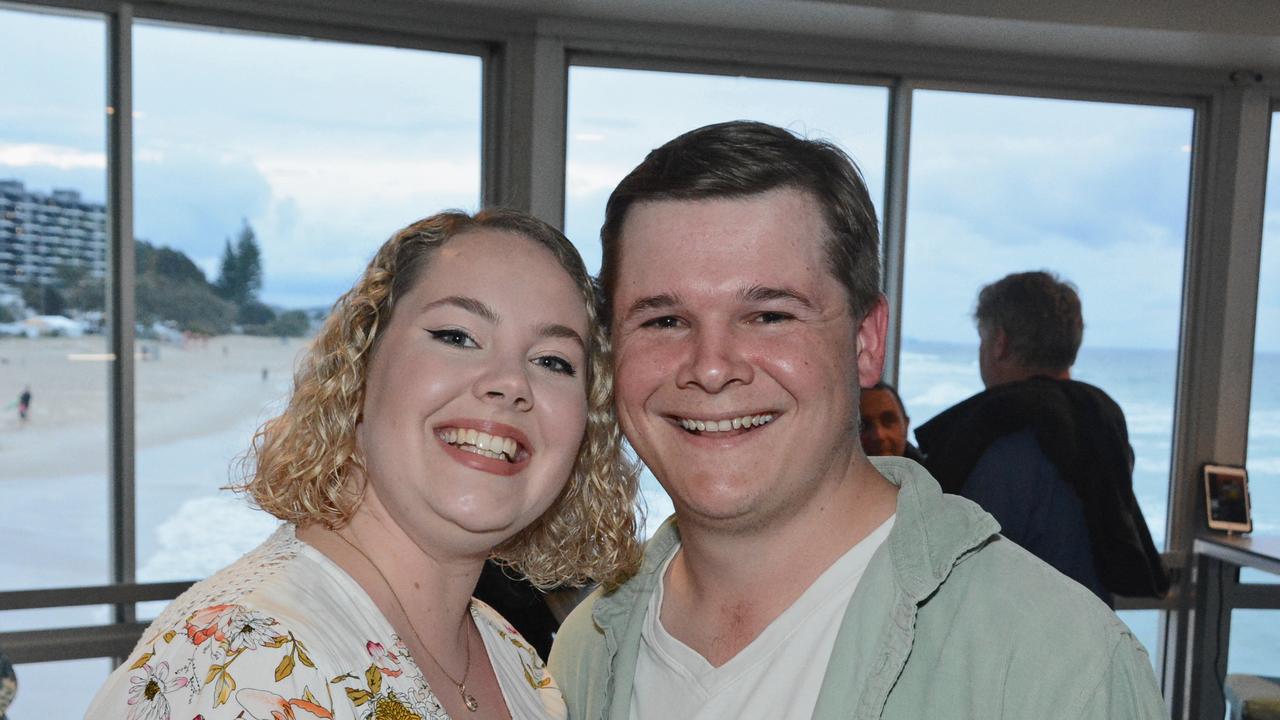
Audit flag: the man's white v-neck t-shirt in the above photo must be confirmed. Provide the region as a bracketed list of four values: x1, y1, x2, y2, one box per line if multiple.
[631, 515, 895, 720]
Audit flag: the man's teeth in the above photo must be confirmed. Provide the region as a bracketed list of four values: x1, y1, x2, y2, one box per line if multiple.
[440, 428, 519, 462]
[678, 414, 775, 433]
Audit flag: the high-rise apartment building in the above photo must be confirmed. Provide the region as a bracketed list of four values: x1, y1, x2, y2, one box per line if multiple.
[0, 179, 107, 291]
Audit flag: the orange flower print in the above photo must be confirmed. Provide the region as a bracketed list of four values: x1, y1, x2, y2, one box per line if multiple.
[126, 661, 188, 720]
[185, 605, 234, 646]
[365, 641, 403, 678]
[235, 688, 334, 720]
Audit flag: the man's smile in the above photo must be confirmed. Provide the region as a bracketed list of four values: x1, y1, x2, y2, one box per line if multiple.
[669, 412, 777, 435]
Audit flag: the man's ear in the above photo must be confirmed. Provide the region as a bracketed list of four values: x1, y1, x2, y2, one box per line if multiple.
[992, 327, 1013, 362]
[855, 295, 889, 389]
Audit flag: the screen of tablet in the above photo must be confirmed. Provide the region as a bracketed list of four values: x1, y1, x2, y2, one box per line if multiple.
[1204, 464, 1252, 533]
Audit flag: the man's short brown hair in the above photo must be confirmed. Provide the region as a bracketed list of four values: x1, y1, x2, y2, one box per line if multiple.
[598, 120, 881, 326]
[974, 270, 1084, 371]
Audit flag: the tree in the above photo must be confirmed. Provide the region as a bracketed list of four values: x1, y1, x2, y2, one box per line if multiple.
[214, 220, 264, 307]
[21, 281, 66, 316]
[234, 222, 263, 302]
[152, 245, 208, 285]
[214, 238, 240, 303]
[136, 273, 235, 335]
[270, 310, 311, 337]
[55, 263, 104, 313]
[237, 300, 276, 326]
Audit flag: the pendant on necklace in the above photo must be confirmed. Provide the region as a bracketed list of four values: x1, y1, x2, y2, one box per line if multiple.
[460, 686, 479, 712]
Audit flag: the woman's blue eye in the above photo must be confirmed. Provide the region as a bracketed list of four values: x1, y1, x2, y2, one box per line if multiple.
[534, 356, 577, 377]
[427, 328, 478, 348]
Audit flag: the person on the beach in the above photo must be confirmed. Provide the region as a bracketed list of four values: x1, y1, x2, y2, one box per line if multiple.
[16, 386, 30, 424]
[87, 209, 640, 720]
[548, 121, 1166, 719]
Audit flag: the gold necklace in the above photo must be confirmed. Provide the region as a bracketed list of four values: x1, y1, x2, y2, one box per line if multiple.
[333, 531, 480, 713]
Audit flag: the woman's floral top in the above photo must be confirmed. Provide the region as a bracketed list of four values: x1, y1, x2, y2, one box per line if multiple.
[85, 525, 566, 720]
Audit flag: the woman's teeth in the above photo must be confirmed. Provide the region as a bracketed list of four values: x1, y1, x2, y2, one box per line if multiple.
[440, 428, 519, 462]
[678, 414, 775, 433]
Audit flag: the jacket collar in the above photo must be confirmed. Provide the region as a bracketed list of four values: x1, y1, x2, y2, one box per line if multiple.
[589, 458, 998, 719]
[874, 456, 998, 601]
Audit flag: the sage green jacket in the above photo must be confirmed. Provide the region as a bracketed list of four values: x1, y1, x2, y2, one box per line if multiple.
[548, 457, 1167, 719]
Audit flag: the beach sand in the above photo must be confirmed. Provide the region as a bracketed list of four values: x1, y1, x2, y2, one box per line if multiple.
[1, 334, 310, 479]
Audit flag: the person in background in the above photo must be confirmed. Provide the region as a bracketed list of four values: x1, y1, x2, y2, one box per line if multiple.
[16, 386, 30, 424]
[915, 270, 1168, 606]
[473, 559, 561, 660]
[859, 381, 926, 463]
[550, 121, 1166, 719]
[0, 646, 15, 720]
[86, 209, 640, 720]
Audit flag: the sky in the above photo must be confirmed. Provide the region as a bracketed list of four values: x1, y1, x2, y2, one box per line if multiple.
[1, 6, 1278, 351]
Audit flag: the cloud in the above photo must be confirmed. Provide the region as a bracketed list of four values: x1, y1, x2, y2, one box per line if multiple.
[903, 207, 1186, 348]
[0, 142, 105, 170]
[908, 91, 1195, 252]
[133, 148, 273, 266]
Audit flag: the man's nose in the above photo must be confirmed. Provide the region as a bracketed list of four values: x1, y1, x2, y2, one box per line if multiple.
[473, 354, 533, 410]
[675, 326, 753, 393]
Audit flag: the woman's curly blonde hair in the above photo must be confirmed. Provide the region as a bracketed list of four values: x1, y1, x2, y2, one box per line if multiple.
[237, 209, 642, 588]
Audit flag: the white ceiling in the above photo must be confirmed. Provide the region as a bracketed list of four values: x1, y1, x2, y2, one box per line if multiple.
[449, 0, 1280, 73]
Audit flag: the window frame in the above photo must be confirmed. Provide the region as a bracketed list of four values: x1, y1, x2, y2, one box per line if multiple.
[0, 4, 1276, 717]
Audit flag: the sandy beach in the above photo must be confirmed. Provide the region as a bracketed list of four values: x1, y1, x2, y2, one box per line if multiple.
[1, 334, 311, 480]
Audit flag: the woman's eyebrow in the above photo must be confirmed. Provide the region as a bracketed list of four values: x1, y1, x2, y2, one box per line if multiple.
[422, 296, 584, 348]
[536, 323, 586, 349]
[421, 295, 499, 323]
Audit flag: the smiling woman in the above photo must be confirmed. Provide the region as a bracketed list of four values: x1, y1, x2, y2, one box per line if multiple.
[83, 210, 642, 720]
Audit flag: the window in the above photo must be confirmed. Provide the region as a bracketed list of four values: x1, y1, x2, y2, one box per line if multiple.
[565, 65, 889, 532]
[0, 3, 112, 708]
[898, 90, 1194, 551]
[1247, 110, 1279, 546]
[1229, 109, 1280, 675]
[4, 658, 113, 719]
[131, 22, 483, 585]
[897, 90, 1194, 657]
[0, 7, 108, 594]
[0, 8, 484, 710]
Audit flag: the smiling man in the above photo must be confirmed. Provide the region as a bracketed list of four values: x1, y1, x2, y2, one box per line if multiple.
[859, 381, 927, 462]
[549, 121, 1166, 719]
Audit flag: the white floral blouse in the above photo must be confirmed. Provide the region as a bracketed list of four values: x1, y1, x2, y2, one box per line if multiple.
[85, 525, 566, 720]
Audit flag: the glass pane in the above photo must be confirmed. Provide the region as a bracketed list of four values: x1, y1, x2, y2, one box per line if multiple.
[1248, 111, 1280, 538]
[1115, 610, 1160, 673]
[0, 606, 110, 634]
[1229, 610, 1280, 676]
[132, 22, 483, 581]
[0, 7, 109, 591]
[900, 90, 1194, 550]
[9, 657, 113, 719]
[566, 65, 889, 533]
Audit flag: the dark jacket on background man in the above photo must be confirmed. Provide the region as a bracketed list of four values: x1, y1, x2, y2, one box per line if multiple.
[915, 377, 1169, 603]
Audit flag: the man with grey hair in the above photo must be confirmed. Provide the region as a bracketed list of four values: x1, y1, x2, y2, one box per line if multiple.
[916, 270, 1168, 607]
[551, 126, 1166, 719]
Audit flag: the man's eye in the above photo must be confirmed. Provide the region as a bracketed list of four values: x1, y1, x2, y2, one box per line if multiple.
[641, 316, 683, 330]
[427, 328, 478, 348]
[533, 355, 577, 377]
[755, 311, 793, 324]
